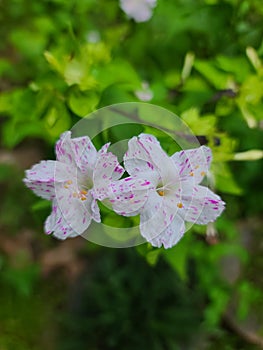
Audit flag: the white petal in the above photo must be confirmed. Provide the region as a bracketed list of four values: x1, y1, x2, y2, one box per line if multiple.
[98, 142, 110, 155]
[24, 160, 68, 200]
[70, 135, 98, 174]
[55, 182, 94, 234]
[179, 185, 225, 224]
[44, 201, 79, 239]
[55, 131, 76, 165]
[91, 196, 101, 223]
[109, 177, 153, 216]
[55, 131, 98, 174]
[146, 214, 185, 249]
[140, 191, 177, 242]
[93, 152, 124, 200]
[172, 146, 212, 184]
[124, 134, 179, 187]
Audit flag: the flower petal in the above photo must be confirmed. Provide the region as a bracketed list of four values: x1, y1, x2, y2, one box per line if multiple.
[139, 191, 177, 242]
[55, 131, 76, 165]
[55, 182, 95, 234]
[24, 160, 69, 200]
[179, 185, 225, 224]
[98, 142, 110, 155]
[124, 134, 179, 187]
[145, 214, 185, 249]
[108, 177, 153, 216]
[171, 146, 212, 184]
[44, 201, 79, 239]
[93, 152, 124, 200]
[71, 135, 98, 174]
[55, 131, 98, 175]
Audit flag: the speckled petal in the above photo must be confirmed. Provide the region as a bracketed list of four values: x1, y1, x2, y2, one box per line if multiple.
[44, 201, 79, 239]
[55, 131, 76, 165]
[55, 131, 98, 175]
[98, 142, 110, 155]
[139, 191, 177, 243]
[171, 146, 212, 184]
[93, 152, 124, 200]
[55, 182, 94, 234]
[23, 160, 68, 200]
[179, 185, 225, 224]
[146, 214, 185, 249]
[124, 136, 156, 176]
[124, 134, 179, 186]
[71, 135, 98, 174]
[109, 177, 154, 216]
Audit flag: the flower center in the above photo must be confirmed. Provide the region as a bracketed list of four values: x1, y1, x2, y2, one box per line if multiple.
[64, 180, 89, 201]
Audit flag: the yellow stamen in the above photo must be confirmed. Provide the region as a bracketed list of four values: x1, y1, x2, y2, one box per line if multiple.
[64, 180, 73, 189]
[189, 171, 194, 176]
[177, 202, 183, 208]
[80, 190, 88, 195]
[80, 197, 87, 201]
[201, 171, 206, 177]
[157, 190, 165, 196]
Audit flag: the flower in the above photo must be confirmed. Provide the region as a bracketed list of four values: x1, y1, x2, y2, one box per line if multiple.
[109, 134, 225, 249]
[135, 81, 154, 102]
[24, 131, 124, 239]
[120, 0, 157, 23]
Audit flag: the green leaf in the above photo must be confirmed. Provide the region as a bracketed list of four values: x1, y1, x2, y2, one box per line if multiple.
[68, 87, 100, 117]
[212, 162, 243, 195]
[194, 60, 229, 89]
[181, 108, 216, 135]
[163, 237, 189, 281]
[43, 102, 71, 139]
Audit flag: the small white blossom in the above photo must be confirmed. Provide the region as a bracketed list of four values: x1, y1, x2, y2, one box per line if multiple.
[120, 0, 157, 23]
[135, 81, 153, 101]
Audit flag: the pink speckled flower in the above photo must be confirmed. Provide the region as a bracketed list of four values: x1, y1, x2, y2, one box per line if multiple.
[24, 131, 124, 239]
[111, 134, 225, 249]
[120, 0, 157, 23]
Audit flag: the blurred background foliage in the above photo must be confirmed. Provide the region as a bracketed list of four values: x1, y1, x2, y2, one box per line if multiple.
[0, 0, 263, 349]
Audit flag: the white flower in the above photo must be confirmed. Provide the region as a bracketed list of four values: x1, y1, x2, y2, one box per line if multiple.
[135, 81, 153, 101]
[109, 134, 225, 249]
[24, 131, 124, 239]
[120, 0, 157, 23]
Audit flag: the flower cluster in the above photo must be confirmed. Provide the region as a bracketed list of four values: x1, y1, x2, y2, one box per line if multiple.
[24, 131, 225, 248]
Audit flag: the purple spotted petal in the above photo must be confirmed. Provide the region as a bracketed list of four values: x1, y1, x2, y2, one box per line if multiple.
[124, 134, 179, 186]
[124, 136, 157, 175]
[139, 191, 177, 242]
[109, 177, 153, 216]
[55, 182, 94, 234]
[172, 146, 212, 184]
[45, 201, 79, 239]
[71, 135, 97, 174]
[56, 131, 98, 176]
[179, 185, 225, 224]
[146, 214, 185, 249]
[55, 131, 76, 165]
[24, 160, 69, 200]
[98, 142, 110, 155]
[93, 152, 124, 200]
